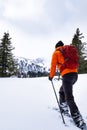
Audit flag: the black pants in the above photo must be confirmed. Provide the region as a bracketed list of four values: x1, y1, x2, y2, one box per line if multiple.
[59, 72, 79, 116]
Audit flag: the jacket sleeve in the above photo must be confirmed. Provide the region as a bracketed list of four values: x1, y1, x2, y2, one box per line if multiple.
[49, 52, 58, 78]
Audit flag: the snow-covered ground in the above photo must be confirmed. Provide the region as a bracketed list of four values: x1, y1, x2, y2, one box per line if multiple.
[0, 74, 87, 130]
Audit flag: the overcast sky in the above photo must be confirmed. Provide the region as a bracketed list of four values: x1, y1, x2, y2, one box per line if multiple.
[0, 0, 87, 65]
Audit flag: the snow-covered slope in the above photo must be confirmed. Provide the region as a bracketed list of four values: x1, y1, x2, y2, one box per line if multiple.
[0, 74, 87, 130]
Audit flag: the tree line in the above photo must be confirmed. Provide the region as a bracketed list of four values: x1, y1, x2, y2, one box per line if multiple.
[0, 28, 87, 77]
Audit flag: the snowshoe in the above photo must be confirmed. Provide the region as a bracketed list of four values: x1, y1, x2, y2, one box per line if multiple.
[72, 111, 86, 130]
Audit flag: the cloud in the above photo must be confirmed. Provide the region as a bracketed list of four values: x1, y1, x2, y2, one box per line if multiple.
[2, 0, 45, 19]
[1, 0, 54, 36]
[1, 0, 87, 37]
[0, 0, 87, 65]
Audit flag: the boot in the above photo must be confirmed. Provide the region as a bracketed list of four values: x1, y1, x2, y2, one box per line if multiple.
[72, 111, 86, 129]
[60, 102, 69, 116]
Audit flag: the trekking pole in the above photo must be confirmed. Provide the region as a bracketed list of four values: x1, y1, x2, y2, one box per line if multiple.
[51, 80, 65, 124]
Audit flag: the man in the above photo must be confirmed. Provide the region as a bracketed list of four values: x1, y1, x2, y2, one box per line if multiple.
[49, 41, 86, 129]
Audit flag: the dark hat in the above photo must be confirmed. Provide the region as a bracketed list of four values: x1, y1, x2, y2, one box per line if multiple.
[55, 41, 64, 48]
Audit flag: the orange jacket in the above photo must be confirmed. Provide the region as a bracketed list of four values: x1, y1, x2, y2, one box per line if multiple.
[49, 46, 78, 78]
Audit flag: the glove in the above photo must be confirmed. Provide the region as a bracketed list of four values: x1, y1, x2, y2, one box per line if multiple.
[48, 76, 53, 81]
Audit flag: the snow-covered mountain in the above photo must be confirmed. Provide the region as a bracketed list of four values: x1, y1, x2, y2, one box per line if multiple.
[16, 57, 49, 77]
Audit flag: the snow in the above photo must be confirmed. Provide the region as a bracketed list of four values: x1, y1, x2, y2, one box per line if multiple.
[0, 74, 87, 130]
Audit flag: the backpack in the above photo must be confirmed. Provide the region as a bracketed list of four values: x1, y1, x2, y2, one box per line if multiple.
[58, 45, 79, 73]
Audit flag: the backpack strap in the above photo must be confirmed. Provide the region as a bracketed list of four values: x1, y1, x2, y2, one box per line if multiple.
[56, 48, 66, 73]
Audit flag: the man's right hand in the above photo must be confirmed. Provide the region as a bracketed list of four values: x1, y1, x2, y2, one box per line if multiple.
[48, 76, 53, 81]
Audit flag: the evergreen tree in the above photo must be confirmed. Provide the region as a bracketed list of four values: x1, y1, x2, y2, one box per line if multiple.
[71, 28, 87, 73]
[0, 32, 18, 77]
